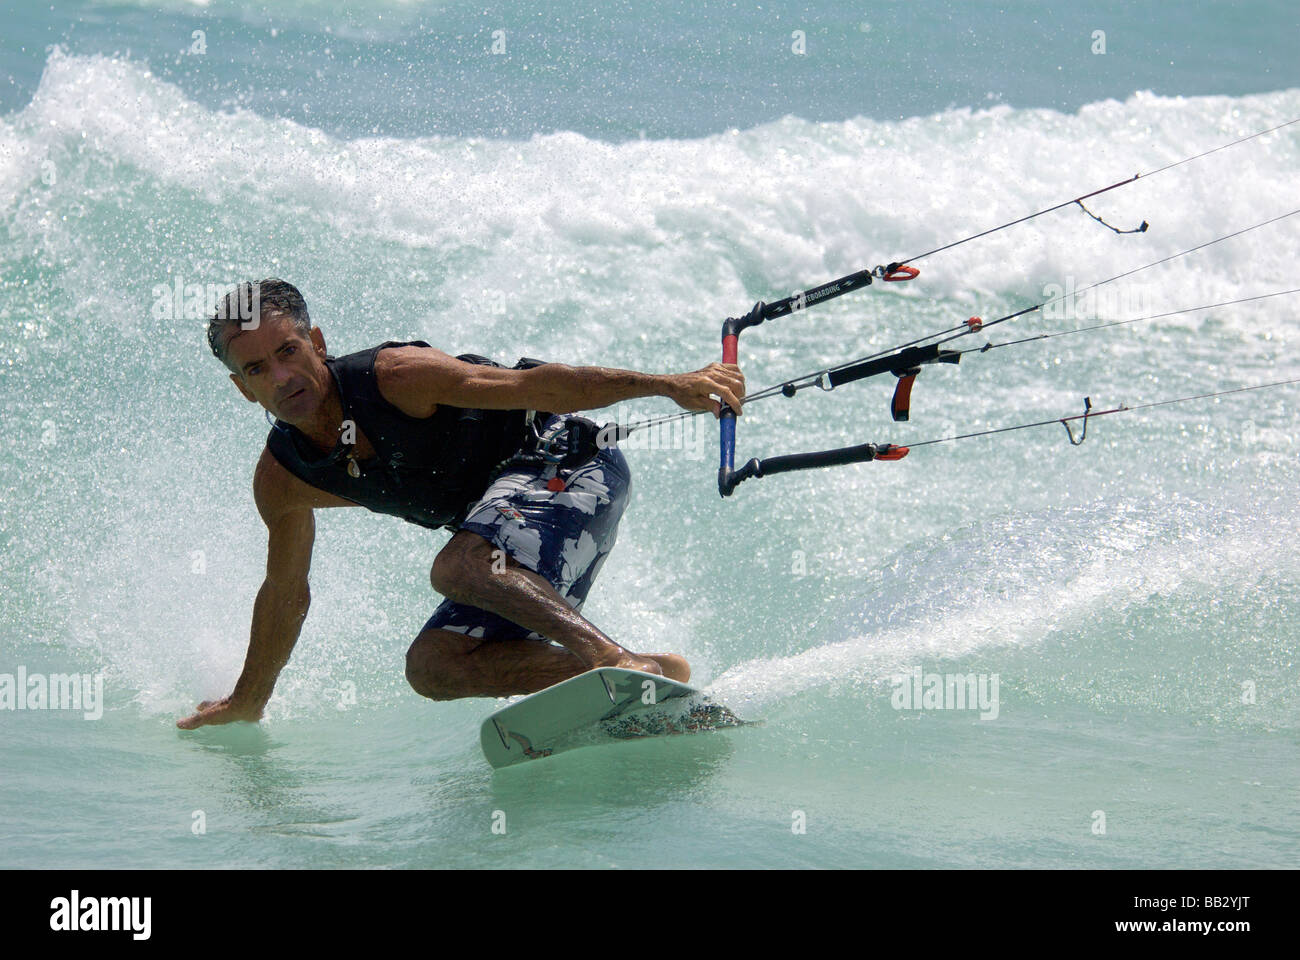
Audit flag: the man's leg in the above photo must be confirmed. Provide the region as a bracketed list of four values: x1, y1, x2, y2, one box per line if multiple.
[406, 627, 588, 699]
[430, 528, 666, 675]
[408, 437, 689, 701]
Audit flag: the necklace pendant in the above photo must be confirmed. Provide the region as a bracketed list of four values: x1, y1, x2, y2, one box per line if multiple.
[347, 459, 361, 478]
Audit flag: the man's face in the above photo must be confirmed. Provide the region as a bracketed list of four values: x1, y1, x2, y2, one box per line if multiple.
[225, 312, 331, 424]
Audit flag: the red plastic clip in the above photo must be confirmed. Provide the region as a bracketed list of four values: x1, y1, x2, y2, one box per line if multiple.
[965, 316, 983, 331]
[874, 444, 909, 461]
[883, 265, 919, 282]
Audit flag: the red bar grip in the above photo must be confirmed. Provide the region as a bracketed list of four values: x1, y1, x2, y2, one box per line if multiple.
[722, 334, 738, 364]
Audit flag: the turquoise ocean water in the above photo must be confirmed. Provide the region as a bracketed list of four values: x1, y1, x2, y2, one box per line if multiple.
[1, 0, 1298, 868]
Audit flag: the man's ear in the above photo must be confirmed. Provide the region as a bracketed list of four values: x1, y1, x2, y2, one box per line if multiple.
[229, 372, 257, 403]
[310, 326, 327, 358]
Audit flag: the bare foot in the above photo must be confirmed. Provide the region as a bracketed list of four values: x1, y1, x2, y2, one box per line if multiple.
[643, 653, 691, 683]
[602, 652, 664, 676]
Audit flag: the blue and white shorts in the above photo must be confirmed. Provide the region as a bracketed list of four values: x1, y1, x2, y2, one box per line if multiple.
[421, 416, 632, 642]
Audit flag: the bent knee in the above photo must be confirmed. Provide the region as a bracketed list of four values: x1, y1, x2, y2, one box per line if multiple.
[430, 532, 494, 600]
[406, 632, 473, 701]
[405, 658, 453, 701]
[429, 550, 463, 599]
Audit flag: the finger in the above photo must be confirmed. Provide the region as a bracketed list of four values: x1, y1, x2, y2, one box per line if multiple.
[718, 387, 743, 413]
[712, 363, 744, 384]
[713, 396, 742, 417]
[176, 713, 204, 730]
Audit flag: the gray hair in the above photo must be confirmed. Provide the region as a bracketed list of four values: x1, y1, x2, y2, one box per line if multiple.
[207, 278, 311, 372]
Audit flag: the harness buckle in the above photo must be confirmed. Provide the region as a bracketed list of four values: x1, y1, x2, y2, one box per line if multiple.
[527, 415, 569, 464]
[521, 415, 609, 471]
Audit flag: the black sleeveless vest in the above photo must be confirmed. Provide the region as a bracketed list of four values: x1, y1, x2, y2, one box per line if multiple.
[265, 340, 535, 531]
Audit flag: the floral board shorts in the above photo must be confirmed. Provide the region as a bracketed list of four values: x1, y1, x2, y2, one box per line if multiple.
[420, 415, 632, 642]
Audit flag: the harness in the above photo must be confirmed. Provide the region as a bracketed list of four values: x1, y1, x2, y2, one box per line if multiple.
[501, 411, 617, 491]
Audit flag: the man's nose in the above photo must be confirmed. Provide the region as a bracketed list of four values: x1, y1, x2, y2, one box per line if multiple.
[270, 361, 294, 387]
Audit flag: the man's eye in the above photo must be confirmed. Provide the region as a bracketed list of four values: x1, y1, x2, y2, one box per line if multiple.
[248, 366, 261, 376]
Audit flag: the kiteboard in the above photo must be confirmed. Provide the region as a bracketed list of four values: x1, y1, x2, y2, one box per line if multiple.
[480, 667, 749, 769]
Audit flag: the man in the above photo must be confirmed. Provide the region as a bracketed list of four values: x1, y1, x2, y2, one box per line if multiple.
[177, 279, 744, 729]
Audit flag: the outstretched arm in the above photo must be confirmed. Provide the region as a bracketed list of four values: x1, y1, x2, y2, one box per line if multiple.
[177, 450, 323, 729]
[377, 347, 746, 419]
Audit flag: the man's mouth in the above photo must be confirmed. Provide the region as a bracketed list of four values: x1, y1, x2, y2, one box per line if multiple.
[282, 387, 306, 404]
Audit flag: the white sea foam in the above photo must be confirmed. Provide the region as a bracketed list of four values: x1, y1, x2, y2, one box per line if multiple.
[5, 50, 1298, 342]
